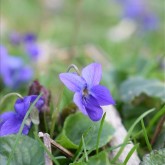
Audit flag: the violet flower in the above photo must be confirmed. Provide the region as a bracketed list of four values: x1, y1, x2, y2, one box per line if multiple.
[9, 32, 40, 60]
[59, 63, 115, 121]
[119, 0, 158, 30]
[23, 33, 40, 60]
[0, 95, 44, 136]
[0, 45, 33, 88]
[10, 32, 22, 45]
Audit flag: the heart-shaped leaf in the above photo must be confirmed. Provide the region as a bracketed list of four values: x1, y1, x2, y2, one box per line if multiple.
[56, 112, 114, 150]
[0, 135, 44, 165]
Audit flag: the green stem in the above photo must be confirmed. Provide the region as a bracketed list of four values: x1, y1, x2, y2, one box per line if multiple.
[96, 113, 106, 155]
[50, 85, 64, 138]
[82, 135, 88, 162]
[147, 105, 165, 133]
[44, 111, 48, 133]
[50, 64, 80, 137]
[123, 143, 139, 165]
[0, 92, 23, 108]
[67, 64, 80, 75]
[141, 119, 152, 152]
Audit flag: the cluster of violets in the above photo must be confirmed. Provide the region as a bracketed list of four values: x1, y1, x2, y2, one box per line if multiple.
[119, 0, 158, 30]
[0, 45, 33, 89]
[0, 95, 44, 136]
[10, 32, 40, 60]
[0, 63, 115, 137]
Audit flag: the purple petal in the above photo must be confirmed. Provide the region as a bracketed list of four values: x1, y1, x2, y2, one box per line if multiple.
[0, 111, 16, 122]
[84, 95, 103, 121]
[19, 66, 33, 82]
[59, 73, 86, 92]
[15, 95, 44, 117]
[0, 113, 30, 136]
[91, 85, 115, 106]
[8, 56, 23, 68]
[10, 32, 22, 45]
[82, 63, 102, 87]
[73, 92, 87, 115]
[14, 97, 31, 117]
[25, 42, 40, 59]
[23, 33, 37, 42]
[0, 45, 8, 58]
[29, 95, 44, 110]
[0, 112, 16, 130]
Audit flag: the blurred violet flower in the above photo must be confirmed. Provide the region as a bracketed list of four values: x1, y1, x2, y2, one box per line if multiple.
[0, 45, 33, 88]
[0, 95, 44, 136]
[119, 0, 158, 30]
[59, 63, 115, 121]
[10, 32, 22, 45]
[23, 33, 40, 60]
[9, 32, 40, 60]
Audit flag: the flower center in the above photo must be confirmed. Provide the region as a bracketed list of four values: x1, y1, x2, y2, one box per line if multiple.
[83, 88, 89, 96]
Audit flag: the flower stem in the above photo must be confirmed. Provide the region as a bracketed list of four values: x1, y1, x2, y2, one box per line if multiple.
[96, 112, 106, 155]
[0, 92, 23, 108]
[50, 85, 64, 138]
[67, 64, 80, 75]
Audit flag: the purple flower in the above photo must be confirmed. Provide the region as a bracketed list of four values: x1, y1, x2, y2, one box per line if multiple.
[0, 45, 33, 88]
[9, 32, 40, 60]
[59, 63, 115, 121]
[0, 95, 44, 136]
[119, 0, 158, 30]
[10, 32, 22, 45]
[23, 33, 40, 60]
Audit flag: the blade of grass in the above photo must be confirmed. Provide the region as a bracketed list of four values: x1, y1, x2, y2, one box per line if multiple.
[50, 85, 64, 138]
[73, 139, 83, 162]
[73, 125, 94, 162]
[151, 115, 165, 145]
[55, 156, 66, 160]
[123, 143, 139, 165]
[147, 105, 165, 133]
[106, 142, 131, 152]
[112, 108, 155, 163]
[141, 119, 152, 152]
[133, 106, 165, 139]
[34, 132, 60, 165]
[82, 135, 88, 162]
[7, 94, 42, 165]
[78, 147, 95, 162]
[96, 112, 106, 154]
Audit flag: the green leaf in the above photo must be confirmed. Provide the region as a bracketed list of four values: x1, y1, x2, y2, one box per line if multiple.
[56, 113, 114, 150]
[120, 77, 165, 103]
[140, 148, 165, 165]
[87, 151, 111, 165]
[0, 135, 44, 165]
